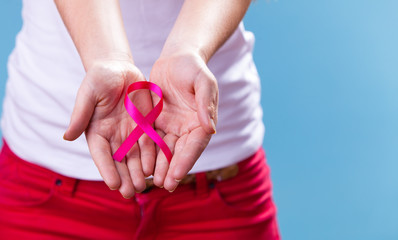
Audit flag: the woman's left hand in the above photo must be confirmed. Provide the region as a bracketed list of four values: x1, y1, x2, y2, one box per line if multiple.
[149, 51, 219, 192]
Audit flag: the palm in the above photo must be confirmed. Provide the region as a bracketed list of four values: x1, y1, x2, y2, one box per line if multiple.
[64, 61, 156, 197]
[150, 53, 218, 191]
[85, 75, 135, 151]
[155, 77, 201, 137]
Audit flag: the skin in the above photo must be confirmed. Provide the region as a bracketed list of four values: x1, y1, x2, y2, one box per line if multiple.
[55, 0, 154, 198]
[55, 0, 252, 196]
[150, 0, 252, 192]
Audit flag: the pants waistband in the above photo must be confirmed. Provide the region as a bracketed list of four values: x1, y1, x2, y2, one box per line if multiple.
[0, 140, 121, 200]
[136, 147, 266, 201]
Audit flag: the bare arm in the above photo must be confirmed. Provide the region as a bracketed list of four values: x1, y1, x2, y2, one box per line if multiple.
[55, 0, 156, 198]
[162, 0, 251, 62]
[54, 0, 132, 69]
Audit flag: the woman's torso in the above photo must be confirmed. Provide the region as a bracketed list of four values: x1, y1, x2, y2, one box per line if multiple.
[1, 0, 264, 180]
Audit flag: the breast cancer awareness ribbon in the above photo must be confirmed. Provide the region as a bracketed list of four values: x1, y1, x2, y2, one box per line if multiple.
[112, 81, 172, 163]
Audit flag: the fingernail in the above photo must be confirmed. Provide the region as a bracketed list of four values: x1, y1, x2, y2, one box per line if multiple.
[168, 185, 177, 193]
[175, 179, 182, 183]
[210, 118, 216, 134]
[123, 195, 133, 199]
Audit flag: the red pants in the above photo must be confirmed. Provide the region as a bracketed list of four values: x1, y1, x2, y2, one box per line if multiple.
[0, 141, 280, 240]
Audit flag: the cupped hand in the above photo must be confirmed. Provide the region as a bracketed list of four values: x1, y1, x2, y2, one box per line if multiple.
[149, 51, 219, 192]
[63, 59, 156, 198]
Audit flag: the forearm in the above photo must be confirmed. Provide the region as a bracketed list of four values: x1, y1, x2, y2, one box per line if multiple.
[161, 0, 251, 62]
[54, 0, 132, 70]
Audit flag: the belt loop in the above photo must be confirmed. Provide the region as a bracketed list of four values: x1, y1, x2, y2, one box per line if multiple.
[71, 179, 79, 197]
[195, 172, 208, 197]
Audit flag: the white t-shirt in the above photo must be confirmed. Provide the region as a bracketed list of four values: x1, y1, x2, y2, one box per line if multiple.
[1, 0, 264, 180]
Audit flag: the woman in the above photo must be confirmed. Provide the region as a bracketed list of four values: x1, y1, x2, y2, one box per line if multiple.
[0, 0, 280, 239]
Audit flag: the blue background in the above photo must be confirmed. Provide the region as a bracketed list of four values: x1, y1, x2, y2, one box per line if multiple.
[1, 1, 397, 239]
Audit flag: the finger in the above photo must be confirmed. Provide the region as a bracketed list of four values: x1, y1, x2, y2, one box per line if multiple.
[126, 143, 146, 193]
[86, 134, 121, 190]
[138, 133, 156, 177]
[194, 69, 219, 135]
[153, 133, 178, 188]
[154, 129, 165, 154]
[163, 128, 211, 191]
[111, 135, 136, 198]
[161, 133, 187, 192]
[64, 81, 96, 141]
[129, 88, 157, 177]
[115, 159, 136, 199]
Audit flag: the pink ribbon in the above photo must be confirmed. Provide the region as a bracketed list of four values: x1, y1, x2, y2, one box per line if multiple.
[113, 81, 172, 163]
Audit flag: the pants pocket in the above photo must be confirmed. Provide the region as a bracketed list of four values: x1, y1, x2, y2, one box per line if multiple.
[0, 152, 54, 208]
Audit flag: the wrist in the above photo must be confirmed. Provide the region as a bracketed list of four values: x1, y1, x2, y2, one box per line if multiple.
[84, 57, 144, 90]
[160, 42, 209, 63]
[82, 51, 134, 71]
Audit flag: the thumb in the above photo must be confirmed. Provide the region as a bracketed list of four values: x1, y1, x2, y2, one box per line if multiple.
[64, 82, 96, 141]
[194, 68, 219, 135]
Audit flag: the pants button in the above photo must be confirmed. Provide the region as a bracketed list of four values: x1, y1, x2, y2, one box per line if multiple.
[55, 179, 62, 186]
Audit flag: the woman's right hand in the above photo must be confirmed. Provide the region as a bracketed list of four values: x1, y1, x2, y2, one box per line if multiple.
[63, 59, 156, 198]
